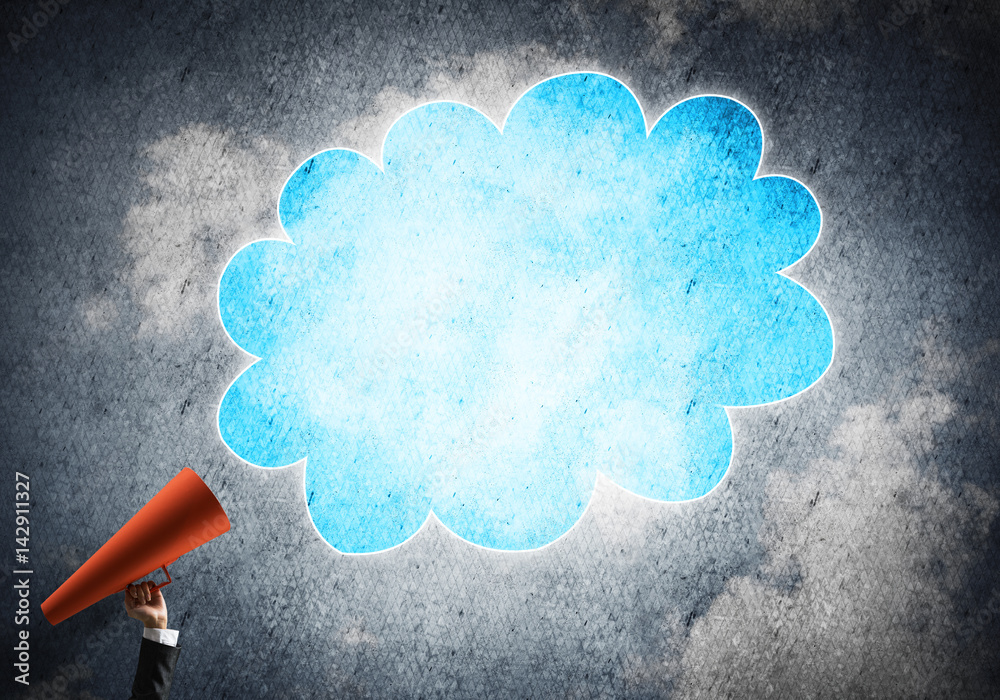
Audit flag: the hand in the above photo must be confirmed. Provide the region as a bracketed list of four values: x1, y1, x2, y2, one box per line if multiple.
[124, 581, 168, 630]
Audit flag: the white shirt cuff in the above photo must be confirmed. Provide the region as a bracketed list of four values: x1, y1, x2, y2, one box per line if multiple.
[143, 627, 179, 647]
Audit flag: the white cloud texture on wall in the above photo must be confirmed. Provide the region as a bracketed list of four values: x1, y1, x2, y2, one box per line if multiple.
[677, 326, 999, 697]
[122, 125, 294, 335]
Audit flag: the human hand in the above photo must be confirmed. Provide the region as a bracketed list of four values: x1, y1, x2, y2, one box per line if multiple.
[124, 581, 168, 630]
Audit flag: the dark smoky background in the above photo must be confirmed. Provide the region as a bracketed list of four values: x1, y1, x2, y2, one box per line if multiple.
[1, 0, 997, 697]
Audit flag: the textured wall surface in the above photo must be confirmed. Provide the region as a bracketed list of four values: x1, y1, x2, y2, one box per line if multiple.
[1, 0, 997, 698]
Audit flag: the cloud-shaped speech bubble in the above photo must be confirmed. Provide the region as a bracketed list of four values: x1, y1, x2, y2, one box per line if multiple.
[218, 73, 833, 553]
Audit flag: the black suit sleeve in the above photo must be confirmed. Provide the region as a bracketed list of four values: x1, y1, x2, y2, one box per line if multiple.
[129, 637, 181, 700]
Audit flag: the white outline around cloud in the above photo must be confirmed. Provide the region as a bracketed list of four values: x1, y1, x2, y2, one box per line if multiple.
[216, 72, 835, 554]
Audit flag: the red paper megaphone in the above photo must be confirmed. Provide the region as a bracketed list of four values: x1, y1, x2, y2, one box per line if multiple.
[42, 467, 230, 625]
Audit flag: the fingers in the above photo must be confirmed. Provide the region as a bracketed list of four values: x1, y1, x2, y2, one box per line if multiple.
[149, 585, 164, 604]
[124, 580, 168, 629]
[126, 581, 156, 604]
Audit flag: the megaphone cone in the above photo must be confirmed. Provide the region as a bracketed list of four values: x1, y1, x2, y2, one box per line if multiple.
[42, 468, 230, 625]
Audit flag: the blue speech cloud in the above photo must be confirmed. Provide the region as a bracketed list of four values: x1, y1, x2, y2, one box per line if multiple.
[218, 73, 833, 553]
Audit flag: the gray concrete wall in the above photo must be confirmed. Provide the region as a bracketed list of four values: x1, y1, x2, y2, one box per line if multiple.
[1, 0, 997, 697]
